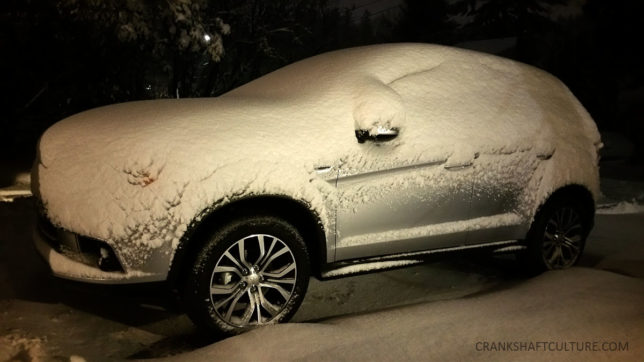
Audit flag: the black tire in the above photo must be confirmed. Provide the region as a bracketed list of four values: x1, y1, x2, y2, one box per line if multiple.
[521, 195, 593, 274]
[183, 215, 310, 336]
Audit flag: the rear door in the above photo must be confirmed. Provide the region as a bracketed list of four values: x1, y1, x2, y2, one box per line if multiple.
[466, 145, 554, 244]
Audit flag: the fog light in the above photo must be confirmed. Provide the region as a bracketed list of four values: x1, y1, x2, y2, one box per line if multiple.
[97, 246, 121, 272]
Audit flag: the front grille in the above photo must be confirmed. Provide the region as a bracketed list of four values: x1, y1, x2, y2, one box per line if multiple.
[37, 214, 124, 272]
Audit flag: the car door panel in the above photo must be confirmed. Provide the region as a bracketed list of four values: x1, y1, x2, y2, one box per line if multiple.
[334, 151, 474, 261]
[466, 151, 543, 244]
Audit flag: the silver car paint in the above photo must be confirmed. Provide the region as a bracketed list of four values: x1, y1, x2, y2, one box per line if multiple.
[332, 140, 542, 262]
[335, 154, 472, 261]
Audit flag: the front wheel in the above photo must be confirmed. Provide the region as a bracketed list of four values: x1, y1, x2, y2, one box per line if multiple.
[183, 216, 310, 335]
[522, 196, 592, 273]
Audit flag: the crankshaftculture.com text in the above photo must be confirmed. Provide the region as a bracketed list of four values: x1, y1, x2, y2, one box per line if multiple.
[475, 340, 629, 353]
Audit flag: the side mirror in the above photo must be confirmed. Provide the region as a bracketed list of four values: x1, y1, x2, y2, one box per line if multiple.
[355, 127, 399, 144]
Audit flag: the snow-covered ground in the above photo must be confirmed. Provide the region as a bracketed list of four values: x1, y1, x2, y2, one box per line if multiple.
[1, 175, 643, 360]
[167, 268, 644, 362]
[597, 200, 644, 215]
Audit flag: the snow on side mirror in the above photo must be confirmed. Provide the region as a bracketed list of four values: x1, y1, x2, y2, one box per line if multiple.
[352, 77, 405, 144]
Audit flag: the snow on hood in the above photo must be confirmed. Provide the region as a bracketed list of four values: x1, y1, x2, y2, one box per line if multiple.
[34, 43, 601, 272]
[36, 96, 348, 268]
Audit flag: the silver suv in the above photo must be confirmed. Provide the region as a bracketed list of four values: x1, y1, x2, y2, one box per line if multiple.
[33, 43, 601, 335]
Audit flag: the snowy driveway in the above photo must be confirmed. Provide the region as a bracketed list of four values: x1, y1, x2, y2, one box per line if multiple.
[1, 197, 643, 361]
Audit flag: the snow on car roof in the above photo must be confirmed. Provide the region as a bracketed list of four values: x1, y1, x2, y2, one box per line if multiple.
[226, 43, 505, 98]
[225, 43, 598, 152]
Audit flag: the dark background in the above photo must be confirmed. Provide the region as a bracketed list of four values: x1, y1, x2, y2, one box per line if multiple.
[1, 0, 643, 176]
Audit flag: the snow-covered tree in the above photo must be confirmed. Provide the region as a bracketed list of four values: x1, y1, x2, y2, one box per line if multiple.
[57, 0, 230, 98]
[200, 0, 356, 96]
[57, 0, 229, 62]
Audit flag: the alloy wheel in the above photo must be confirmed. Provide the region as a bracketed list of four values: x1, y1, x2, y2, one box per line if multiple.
[209, 234, 298, 327]
[542, 207, 583, 269]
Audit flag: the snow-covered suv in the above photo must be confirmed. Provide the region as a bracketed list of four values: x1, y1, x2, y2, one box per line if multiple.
[32, 43, 601, 335]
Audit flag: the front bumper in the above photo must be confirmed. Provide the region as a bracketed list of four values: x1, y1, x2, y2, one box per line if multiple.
[33, 216, 158, 284]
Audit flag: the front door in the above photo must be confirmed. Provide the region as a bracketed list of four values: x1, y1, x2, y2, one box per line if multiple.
[334, 139, 475, 261]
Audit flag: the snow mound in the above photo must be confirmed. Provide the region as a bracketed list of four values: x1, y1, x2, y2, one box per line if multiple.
[597, 201, 644, 215]
[0, 333, 47, 362]
[161, 268, 644, 361]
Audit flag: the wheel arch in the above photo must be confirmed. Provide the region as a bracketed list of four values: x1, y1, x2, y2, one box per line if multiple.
[167, 195, 328, 289]
[533, 184, 596, 230]
[520, 183, 596, 273]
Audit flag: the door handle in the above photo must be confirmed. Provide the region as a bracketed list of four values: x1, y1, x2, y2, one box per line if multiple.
[444, 162, 473, 171]
[314, 166, 332, 174]
[537, 147, 555, 160]
[444, 152, 478, 170]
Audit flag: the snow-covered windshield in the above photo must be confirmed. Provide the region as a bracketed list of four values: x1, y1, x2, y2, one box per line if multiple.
[224, 44, 447, 99]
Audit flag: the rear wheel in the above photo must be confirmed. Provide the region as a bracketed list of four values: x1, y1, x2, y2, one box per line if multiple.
[183, 216, 310, 335]
[522, 195, 592, 273]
